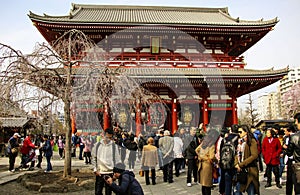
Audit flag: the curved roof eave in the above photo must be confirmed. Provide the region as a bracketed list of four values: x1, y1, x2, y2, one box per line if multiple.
[28, 4, 278, 27]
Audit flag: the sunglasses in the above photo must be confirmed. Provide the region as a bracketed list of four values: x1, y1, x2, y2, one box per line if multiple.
[238, 131, 243, 134]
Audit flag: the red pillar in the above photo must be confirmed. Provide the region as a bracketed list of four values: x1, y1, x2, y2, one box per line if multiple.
[71, 112, 76, 134]
[232, 97, 238, 124]
[135, 101, 142, 136]
[103, 103, 110, 131]
[172, 98, 178, 135]
[202, 97, 209, 130]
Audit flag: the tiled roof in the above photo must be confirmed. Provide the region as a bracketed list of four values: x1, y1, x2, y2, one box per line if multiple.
[28, 4, 278, 26]
[68, 67, 288, 79]
[0, 117, 29, 128]
[126, 67, 287, 78]
[0, 98, 27, 117]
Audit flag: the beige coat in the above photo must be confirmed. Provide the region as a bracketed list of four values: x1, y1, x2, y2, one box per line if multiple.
[142, 144, 158, 168]
[196, 144, 216, 187]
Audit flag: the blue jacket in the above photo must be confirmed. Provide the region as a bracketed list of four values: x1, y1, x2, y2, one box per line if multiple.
[43, 140, 53, 157]
[110, 171, 144, 195]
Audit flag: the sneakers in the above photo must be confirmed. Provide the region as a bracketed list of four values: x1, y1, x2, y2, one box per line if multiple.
[187, 183, 192, 187]
[280, 178, 286, 184]
[8, 169, 15, 173]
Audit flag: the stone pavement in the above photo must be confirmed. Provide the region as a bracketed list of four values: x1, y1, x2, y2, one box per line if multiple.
[0, 151, 287, 194]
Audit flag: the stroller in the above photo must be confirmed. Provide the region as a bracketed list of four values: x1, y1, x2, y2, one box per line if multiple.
[16, 149, 36, 171]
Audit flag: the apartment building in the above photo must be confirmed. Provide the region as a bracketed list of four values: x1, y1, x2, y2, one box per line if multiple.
[257, 91, 281, 121]
[279, 66, 300, 96]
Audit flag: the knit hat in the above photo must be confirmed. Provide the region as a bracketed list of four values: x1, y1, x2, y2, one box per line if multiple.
[113, 163, 125, 173]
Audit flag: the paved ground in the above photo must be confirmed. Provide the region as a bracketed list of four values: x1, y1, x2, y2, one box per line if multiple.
[0, 151, 287, 194]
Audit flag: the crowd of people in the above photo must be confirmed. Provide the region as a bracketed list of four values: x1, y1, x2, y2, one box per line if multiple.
[6, 133, 56, 173]
[4, 112, 300, 195]
[91, 113, 300, 195]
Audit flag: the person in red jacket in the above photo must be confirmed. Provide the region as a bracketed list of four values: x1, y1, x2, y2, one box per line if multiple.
[19, 134, 38, 170]
[262, 128, 282, 188]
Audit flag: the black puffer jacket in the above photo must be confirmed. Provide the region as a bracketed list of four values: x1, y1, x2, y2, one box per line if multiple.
[110, 171, 144, 195]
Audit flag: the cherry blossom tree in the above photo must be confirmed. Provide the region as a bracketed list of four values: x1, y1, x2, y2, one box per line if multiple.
[282, 82, 300, 119]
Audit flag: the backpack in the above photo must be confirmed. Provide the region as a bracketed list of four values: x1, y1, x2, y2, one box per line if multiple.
[219, 136, 238, 170]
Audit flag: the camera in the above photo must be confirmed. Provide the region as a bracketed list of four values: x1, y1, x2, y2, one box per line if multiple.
[104, 175, 110, 180]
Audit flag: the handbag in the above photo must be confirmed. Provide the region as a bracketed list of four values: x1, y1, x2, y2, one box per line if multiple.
[236, 168, 248, 184]
[212, 165, 219, 179]
[139, 169, 144, 177]
[11, 147, 19, 154]
[292, 163, 300, 184]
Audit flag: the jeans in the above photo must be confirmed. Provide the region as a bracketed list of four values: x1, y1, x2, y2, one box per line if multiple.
[79, 145, 84, 160]
[46, 156, 52, 171]
[279, 157, 285, 177]
[233, 182, 242, 195]
[219, 169, 234, 195]
[128, 150, 136, 169]
[246, 182, 255, 195]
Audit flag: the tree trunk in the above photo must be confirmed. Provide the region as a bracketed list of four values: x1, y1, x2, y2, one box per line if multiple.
[63, 99, 72, 177]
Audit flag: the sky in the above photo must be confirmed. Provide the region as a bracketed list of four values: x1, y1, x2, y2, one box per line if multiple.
[0, 0, 299, 111]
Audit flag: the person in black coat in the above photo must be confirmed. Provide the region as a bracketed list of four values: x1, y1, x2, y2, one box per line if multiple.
[124, 134, 138, 171]
[7, 133, 21, 172]
[105, 163, 144, 195]
[183, 127, 200, 187]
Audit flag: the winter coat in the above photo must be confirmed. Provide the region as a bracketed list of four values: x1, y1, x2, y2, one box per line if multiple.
[237, 138, 259, 194]
[196, 144, 216, 187]
[20, 136, 35, 155]
[83, 138, 92, 152]
[183, 135, 199, 159]
[43, 139, 53, 157]
[7, 136, 19, 153]
[173, 137, 184, 159]
[110, 171, 144, 195]
[262, 137, 282, 165]
[124, 139, 138, 151]
[142, 144, 158, 168]
[159, 136, 174, 159]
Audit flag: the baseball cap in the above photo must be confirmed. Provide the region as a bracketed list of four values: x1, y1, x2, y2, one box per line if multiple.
[13, 133, 21, 137]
